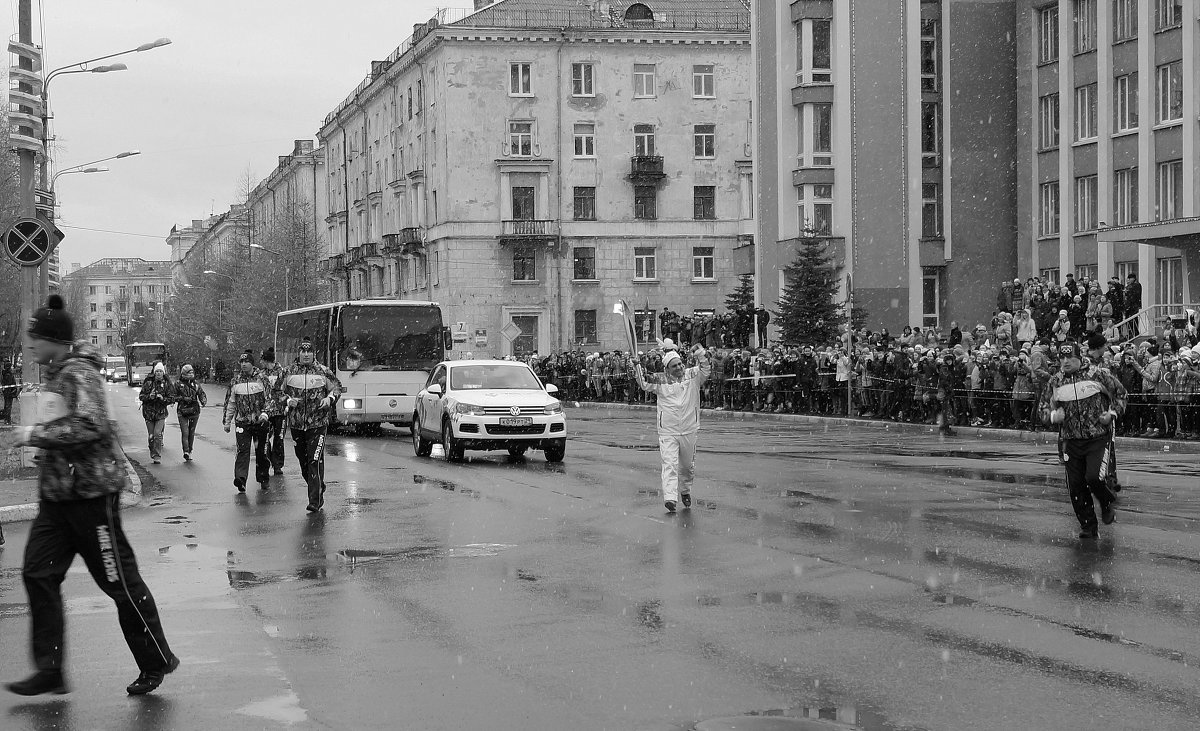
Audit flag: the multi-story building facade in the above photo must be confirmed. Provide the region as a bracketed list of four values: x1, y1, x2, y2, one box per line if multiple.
[318, 0, 753, 356]
[246, 139, 328, 258]
[754, 0, 1018, 335]
[167, 205, 250, 279]
[60, 258, 173, 357]
[1017, 0, 1198, 311]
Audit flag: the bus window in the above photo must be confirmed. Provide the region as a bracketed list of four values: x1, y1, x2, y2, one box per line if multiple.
[337, 305, 442, 372]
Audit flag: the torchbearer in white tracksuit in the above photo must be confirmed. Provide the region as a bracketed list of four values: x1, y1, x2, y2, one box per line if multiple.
[631, 344, 711, 513]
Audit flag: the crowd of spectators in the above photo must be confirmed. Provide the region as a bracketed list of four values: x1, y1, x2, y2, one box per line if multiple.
[517, 272, 1200, 440]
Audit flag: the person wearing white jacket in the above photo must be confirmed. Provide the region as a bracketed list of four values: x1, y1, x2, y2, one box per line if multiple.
[632, 344, 712, 513]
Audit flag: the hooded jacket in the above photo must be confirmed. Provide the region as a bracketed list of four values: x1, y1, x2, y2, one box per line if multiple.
[171, 376, 207, 417]
[282, 360, 343, 431]
[139, 373, 174, 421]
[26, 342, 126, 501]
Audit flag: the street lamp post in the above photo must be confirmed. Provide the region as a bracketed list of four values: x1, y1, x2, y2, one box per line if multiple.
[250, 244, 289, 310]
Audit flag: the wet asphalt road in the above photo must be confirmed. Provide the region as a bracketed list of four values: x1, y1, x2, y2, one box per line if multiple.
[1, 384, 1199, 730]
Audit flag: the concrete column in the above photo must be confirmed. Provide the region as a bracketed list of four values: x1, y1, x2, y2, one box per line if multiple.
[1138, 243, 1155, 305]
[1057, 0, 1074, 277]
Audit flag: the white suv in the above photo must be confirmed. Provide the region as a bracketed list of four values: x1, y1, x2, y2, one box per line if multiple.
[412, 360, 566, 462]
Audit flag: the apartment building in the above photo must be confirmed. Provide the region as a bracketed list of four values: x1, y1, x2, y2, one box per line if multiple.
[60, 257, 173, 357]
[754, 0, 1018, 335]
[1018, 0, 1199, 311]
[318, 0, 753, 356]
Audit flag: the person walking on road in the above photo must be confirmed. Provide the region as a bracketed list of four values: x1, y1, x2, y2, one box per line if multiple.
[138, 362, 173, 465]
[283, 337, 342, 513]
[171, 363, 206, 461]
[4, 294, 179, 697]
[631, 343, 712, 513]
[222, 351, 271, 492]
[258, 347, 288, 475]
[1041, 340, 1128, 540]
[1, 361, 18, 424]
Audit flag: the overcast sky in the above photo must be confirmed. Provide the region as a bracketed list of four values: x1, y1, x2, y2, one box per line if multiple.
[2, 0, 446, 271]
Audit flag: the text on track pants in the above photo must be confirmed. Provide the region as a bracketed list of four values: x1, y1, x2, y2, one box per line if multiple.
[234, 422, 270, 488]
[293, 426, 327, 509]
[658, 432, 697, 504]
[1061, 434, 1117, 531]
[23, 493, 174, 673]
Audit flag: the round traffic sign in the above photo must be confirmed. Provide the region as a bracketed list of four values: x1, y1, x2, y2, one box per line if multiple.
[4, 217, 62, 267]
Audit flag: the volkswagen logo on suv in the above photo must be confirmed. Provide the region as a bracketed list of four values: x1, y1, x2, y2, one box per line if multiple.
[509, 406, 521, 416]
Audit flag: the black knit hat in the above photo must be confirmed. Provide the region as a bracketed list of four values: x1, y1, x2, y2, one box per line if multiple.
[28, 294, 73, 344]
[299, 337, 313, 352]
[238, 349, 253, 364]
[261, 347, 276, 362]
[1086, 332, 1108, 352]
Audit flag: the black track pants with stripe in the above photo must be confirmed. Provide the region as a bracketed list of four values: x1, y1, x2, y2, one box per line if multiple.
[22, 493, 174, 673]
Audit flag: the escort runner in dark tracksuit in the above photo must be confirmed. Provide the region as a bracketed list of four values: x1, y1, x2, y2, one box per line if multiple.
[1041, 340, 1128, 540]
[6, 295, 178, 697]
[223, 351, 271, 492]
[284, 338, 343, 512]
[258, 347, 288, 474]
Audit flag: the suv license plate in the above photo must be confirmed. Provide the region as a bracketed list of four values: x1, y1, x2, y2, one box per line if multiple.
[379, 413, 405, 421]
[499, 417, 532, 426]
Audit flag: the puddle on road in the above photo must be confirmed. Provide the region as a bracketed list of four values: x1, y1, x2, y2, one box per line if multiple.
[344, 496, 382, 506]
[336, 549, 382, 564]
[160, 515, 190, 525]
[636, 599, 665, 630]
[696, 704, 900, 731]
[413, 473, 479, 497]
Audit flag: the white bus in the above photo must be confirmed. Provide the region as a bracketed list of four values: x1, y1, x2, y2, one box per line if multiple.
[275, 300, 450, 433]
[125, 342, 167, 387]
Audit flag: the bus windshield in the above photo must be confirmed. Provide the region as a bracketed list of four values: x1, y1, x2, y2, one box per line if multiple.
[127, 344, 166, 367]
[337, 305, 443, 373]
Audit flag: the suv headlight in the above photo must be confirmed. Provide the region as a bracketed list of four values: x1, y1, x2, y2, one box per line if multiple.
[454, 402, 485, 416]
[343, 399, 362, 410]
[544, 401, 563, 415]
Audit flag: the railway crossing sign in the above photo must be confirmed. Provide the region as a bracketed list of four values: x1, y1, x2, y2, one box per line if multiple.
[3, 217, 64, 267]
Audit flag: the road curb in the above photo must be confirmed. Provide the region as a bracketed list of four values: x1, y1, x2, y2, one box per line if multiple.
[571, 401, 1198, 454]
[0, 445, 142, 525]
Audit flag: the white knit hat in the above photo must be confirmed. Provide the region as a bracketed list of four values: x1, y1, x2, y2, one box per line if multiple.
[662, 350, 682, 368]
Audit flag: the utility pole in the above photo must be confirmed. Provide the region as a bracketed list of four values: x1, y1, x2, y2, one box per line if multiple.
[16, 0, 39, 389]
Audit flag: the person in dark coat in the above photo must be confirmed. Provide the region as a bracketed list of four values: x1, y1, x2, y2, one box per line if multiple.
[1124, 273, 1142, 335]
[754, 307, 770, 347]
[1, 362, 17, 424]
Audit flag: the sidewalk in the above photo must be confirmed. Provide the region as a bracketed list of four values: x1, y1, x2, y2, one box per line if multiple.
[575, 400, 1200, 454]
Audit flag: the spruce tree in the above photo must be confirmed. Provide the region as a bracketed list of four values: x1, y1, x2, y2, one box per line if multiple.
[775, 236, 845, 345]
[723, 273, 755, 347]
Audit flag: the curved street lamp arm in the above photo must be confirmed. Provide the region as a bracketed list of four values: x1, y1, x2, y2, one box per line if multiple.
[45, 39, 171, 84]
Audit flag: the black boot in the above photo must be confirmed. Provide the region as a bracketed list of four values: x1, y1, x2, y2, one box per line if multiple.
[6, 670, 68, 696]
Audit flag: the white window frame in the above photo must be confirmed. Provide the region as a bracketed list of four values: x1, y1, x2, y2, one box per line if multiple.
[922, 181, 942, 238]
[921, 102, 941, 163]
[1038, 6, 1059, 64]
[1074, 175, 1097, 232]
[634, 246, 657, 281]
[509, 62, 532, 96]
[508, 120, 534, 157]
[795, 18, 832, 85]
[1039, 180, 1060, 237]
[692, 64, 715, 98]
[1156, 61, 1183, 124]
[693, 123, 716, 159]
[1038, 93, 1060, 149]
[1157, 257, 1183, 305]
[571, 62, 594, 97]
[633, 64, 657, 98]
[797, 103, 833, 168]
[692, 246, 715, 281]
[1155, 0, 1183, 31]
[573, 122, 596, 158]
[1074, 0, 1096, 53]
[920, 18, 941, 92]
[1155, 159, 1183, 221]
[1114, 261, 1138, 285]
[633, 124, 655, 156]
[921, 269, 941, 329]
[1113, 0, 1137, 41]
[1040, 267, 1060, 285]
[1074, 84, 1097, 141]
[796, 184, 833, 236]
[1113, 73, 1138, 132]
[1075, 264, 1098, 281]
[1113, 167, 1138, 226]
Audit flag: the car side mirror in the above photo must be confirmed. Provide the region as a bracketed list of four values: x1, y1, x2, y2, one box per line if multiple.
[545, 383, 558, 394]
[427, 383, 443, 395]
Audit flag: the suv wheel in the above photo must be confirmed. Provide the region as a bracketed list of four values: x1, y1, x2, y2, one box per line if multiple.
[412, 414, 433, 457]
[543, 438, 566, 463]
[442, 419, 464, 462]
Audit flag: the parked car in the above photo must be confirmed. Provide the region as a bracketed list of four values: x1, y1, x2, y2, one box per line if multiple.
[412, 359, 566, 462]
[109, 367, 128, 383]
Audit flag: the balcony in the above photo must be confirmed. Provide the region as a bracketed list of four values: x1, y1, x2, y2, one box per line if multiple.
[348, 242, 382, 267]
[629, 156, 665, 182]
[499, 219, 558, 245]
[383, 227, 425, 255]
[329, 254, 346, 271]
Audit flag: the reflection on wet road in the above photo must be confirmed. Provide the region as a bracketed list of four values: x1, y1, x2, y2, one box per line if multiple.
[2, 396, 1199, 730]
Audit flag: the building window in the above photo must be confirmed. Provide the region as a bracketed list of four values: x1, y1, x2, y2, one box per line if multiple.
[119, 285, 127, 296]
[106, 318, 114, 329]
[91, 336, 98, 345]
[797, 184, 833, 236]
[693, 186, 716, 220]
[573, 187, 596, 221]
[1039, 180, 1060, 237]
[573, 123, 596, 157]
[693, 124, 716, 158]
[407, 87, 413, 119]
[795, 18, 832, 85]
[512, 186, 536, 220]
[634, 185, 657, 220]
[1113, 73, 1138, 132]
[1074, 83, 1097, 140]
[119, 302, 127, 313]
[573, 247, 596, 280]
[920, 102, 941, 163]
[1038, 93, 1060, 149]
[1114, 261, 1138, 284]
[508, 120, 534, 156]
[149, 285, 156, 294]
[922, 268, 940, 328]
[90, 303, 97, 313]
[105, 285, 111, 294]
[1156, 0, 1183, 30]
[88, 285, 96, 295]
[799, 103, 833, 168]
[1157, 257, 1183, 305]
[1040, 267, 1060, 284]
[133, 285, 140, 295]
[509, 62, 532, 96]
[432, 250, 440, 286]
[1113, 0, 1137, 41]
[1074, 0, 1096, 53]
[573, 310, 598, 345]
[1038, 6, 1059, 63]
[1074, 175, 1098, 232]
[633, 63, 656, 98]
[1113, 167, 1138, 225]
[692, 64, 716, 98]
[920, 19, 940, 92]
[512, 250, 536, 281]
[1075, 264, 1098, 280]
[90, 319, 97, 329]
[1156, 61, 1183, 124]
[634, 247, 657, 280]
[922, 182, 942, 238]
[634, 124, 655, 156]
[106, 335, 113, 345]
[571, 62, 594, 96]
[692, 246, 715, 280]
[1155, 159, 1183, 220]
